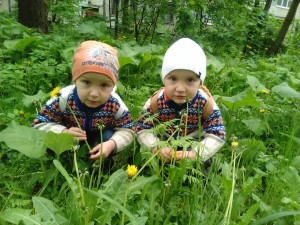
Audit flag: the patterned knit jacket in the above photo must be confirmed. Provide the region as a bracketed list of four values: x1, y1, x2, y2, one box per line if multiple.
[33, 85, 134, 152]
[136, 88, 226, 161]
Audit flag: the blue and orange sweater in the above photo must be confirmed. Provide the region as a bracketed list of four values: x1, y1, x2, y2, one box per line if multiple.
[136, 88, 226, 160]
[33, 85, 134, 151]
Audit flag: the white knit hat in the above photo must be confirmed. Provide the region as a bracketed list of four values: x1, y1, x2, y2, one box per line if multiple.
[161, 38, 206, 83]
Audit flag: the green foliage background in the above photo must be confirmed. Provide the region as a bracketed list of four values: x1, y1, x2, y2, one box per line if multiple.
[0, 1, 300, 224]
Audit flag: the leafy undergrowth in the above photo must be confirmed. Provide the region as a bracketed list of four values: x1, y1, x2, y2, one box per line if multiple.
[0, 13, 300, 225]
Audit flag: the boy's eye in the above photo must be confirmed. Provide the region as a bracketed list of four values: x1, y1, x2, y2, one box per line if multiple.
[82, 80, 90, 85]
[187, 78, 195, 83]
[100, 83, 108, 88]
[170, 76, 176, 81]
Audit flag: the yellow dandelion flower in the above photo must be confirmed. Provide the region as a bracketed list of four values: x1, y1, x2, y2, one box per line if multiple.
[231, 141, 239, 148]
[260, 109, 266, 113]
[127, 165, 138, 178]
[261, 89, 269, 94]
[51, 87, 61, 98]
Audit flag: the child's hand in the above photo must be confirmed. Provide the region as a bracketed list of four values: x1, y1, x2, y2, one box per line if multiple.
[89, 140, 116, 160]
[159, 147, 173, 163]
[175, 150, 197, 160]
[63, 127, 86, 141]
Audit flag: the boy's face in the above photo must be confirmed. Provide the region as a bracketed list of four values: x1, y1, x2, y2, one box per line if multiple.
[75, 72, 115, 108]
[164, 69, 201, 105]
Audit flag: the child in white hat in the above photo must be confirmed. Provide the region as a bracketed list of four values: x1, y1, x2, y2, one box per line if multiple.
[33, 41, 134, 161]
[136, 38, 226, 164]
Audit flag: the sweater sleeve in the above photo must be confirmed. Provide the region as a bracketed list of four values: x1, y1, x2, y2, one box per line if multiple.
[32, 85, 75, 133]
[110, 92, 135, 151]
[32, 97, 67, 133]
[136, 97, 160, 148]
[194, 92, 226, 161]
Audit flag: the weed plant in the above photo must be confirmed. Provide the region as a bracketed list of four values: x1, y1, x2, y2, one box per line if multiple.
[0, 12, 300, 225]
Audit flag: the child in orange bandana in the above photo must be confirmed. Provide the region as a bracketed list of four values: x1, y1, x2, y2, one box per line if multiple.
[33, 41, 134, 161]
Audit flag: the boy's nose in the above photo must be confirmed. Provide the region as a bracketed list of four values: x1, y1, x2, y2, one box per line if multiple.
[90, 87, 100, 97]
[176, 82, 186, 91]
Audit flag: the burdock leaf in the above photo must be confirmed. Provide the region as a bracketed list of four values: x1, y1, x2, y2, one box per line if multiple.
[0, 124, 46, 159]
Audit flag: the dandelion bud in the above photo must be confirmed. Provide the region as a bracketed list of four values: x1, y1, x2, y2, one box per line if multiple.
[231, 141, 239, 148]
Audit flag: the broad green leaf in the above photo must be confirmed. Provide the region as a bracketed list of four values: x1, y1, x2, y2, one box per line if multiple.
[14, 37, 37, 54]
[0, 125, 47, 159]
[242, 118, 266, 136]
[44, 132, 75, 156]
[207, 53, 224, 72]
[237, 202, 260, 225]
[239, 139, 265, 163]
[139, 52, 161, 69]
[129, 175, 159, 197]
[291, 156, 300, 172]
[0, 208, 41, 224]
[119, 56, 140, 68]
[97, 169, 127, 224]
[246, 75, 268, 91]
[32, 196, 68, 225]
[78, 21, 107, 37]
[219, 89, 261, 110]
[127, 216, 148, 225]
[290, 75, 300, 85]
[272, 82, 300, 98]
[22, 90, 49, 107]
[102, 169, 127, 194]
[242, 175, 262, 198]
[3, 39, 20, 50]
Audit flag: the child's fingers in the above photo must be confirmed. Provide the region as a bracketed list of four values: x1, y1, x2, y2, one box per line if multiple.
[90, 145, 101, 154]
[64, 127, 87, 140]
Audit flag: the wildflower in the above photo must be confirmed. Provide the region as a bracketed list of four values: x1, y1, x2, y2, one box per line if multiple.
[261, 89, 269, 94]
[97, 120, 105, 129]
[172, 151, 179, 159]
[51, 87, 61, 98]
[260, 109, 266, 113]
[19, 110, 25, 116]
[231, 141, 239, 148]
[127, 165, 138, 178]
[164, 179, 171, 187]
[72, 145, 80, 152]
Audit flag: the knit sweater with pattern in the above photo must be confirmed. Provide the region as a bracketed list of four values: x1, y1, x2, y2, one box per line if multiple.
[33, 85, 134, 152]
[136, 88, 226, 161]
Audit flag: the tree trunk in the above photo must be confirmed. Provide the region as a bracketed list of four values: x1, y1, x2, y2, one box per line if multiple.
[121, 0, 129, 33]
[18, 0, 49, 34]
[263, 0, 272, 12]
[131, 0, 139, 41]
[269, 0, 300, 54]
[114, 0, 120, 38]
